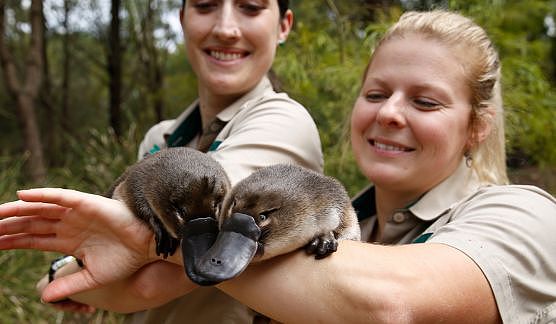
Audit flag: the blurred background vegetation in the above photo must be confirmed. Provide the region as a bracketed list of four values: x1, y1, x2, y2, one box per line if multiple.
[1, 0, 555, 322]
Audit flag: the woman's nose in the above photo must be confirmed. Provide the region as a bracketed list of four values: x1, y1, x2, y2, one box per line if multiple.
[376, 94, 407, 128]
[212, 4, 241, 41]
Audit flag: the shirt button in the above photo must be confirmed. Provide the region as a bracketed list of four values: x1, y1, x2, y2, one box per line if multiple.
[392, 212, 406, 223]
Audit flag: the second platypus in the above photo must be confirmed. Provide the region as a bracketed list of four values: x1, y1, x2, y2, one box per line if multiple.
[187, 164, 361, 285]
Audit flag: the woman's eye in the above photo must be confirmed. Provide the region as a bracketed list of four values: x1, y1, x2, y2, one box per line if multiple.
[193, 1, 217, 12]
[365, 92, 387, 102]
[239, 3, 265, 15]
[413, 98, 443, 110]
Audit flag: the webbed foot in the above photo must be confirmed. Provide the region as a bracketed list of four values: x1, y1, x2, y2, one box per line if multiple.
[150, 216, 179, 259]
[305, 231, 338, 259]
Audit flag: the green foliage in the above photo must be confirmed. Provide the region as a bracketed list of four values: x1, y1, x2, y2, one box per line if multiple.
[0, 155, 25, 201]
[48, 125, 141, 194]
[0, 129, 136, 323]
[0, 249, 124, 323]
[448, 0, 556, 167]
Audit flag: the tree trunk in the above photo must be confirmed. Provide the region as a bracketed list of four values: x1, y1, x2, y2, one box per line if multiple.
[40, 0, 58, 166]
[108, 0, 122, 138]
[0, 0, 47, 183]
[130, 0, 165, 123]
[145, 0, 164, 122]
[61, 0, 72, 136]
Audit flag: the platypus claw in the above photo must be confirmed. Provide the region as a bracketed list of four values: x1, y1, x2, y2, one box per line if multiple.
[152, 217, 179, 259]
[305, 231, 338, 259]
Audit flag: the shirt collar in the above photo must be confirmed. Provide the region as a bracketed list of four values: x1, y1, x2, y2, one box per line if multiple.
[163, 76, 274, 138]
[352, 159, 481, 222]
[409, 159, 481, 221]
[217, 76, 274, 122]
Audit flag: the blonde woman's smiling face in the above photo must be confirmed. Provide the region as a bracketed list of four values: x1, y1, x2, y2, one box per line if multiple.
[351, 34, 474, 198]
[181, 0, 291, 97]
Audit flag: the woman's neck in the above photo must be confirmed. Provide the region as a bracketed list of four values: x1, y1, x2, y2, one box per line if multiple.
[373, 187, 422, 241]
[197, 87, 242, 131]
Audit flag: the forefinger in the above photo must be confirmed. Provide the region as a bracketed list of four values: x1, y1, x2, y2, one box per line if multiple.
[0, 232, 71, 254]
[0, 200, 69, 220]
[16, 188, 106, 208]
[0, 215, 59, 235]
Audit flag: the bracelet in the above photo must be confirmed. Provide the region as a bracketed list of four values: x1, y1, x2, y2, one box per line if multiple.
[48, 255, 83, 283]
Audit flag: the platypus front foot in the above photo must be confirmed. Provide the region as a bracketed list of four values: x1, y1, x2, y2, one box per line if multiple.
[305, 231, 338, 259]
[150, 216, 179, 259]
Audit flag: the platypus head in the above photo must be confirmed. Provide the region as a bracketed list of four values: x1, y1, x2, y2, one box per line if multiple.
[143, 147, 230, 239]
[186, 178, 309, 285]
[183, 164, 318, 285]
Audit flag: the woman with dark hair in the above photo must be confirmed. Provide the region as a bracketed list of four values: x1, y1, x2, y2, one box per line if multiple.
[32, 0, 322, 322]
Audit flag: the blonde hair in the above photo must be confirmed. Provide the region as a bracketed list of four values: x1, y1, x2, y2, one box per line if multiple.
[369, 10, 508, 184]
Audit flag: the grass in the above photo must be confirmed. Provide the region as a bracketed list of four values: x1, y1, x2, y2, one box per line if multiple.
[0, 250, 124, 323]
[0, 130, 138, 323]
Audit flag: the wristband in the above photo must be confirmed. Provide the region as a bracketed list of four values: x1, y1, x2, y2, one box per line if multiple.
[48, 255, 83, 283]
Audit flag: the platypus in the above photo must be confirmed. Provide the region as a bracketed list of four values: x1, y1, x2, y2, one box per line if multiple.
[187, 164, 361, 285]
[107, 147, 230, 259]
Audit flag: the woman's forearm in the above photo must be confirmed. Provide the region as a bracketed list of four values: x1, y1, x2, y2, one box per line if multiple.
[72, 261, 195, 313]
[39, 260, 196, 313]
[218, 240, 499, 323]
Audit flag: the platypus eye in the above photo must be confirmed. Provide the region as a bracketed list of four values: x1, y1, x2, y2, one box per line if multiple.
[258, 208, 278, 223]
[213, 201, 220, 216]
[172, 203, 187, 219]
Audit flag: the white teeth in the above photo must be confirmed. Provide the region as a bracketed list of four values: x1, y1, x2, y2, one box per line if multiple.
[210, 50, 242, 61]
[374, 141, 409, 152]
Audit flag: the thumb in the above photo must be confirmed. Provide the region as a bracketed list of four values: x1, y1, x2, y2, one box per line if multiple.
[41, 270, 98, 303]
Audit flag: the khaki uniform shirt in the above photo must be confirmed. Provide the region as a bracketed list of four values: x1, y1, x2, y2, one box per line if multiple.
[137, 76, 323, 185]
[355, 161, 556, 324]
[128, 76, 323, 324]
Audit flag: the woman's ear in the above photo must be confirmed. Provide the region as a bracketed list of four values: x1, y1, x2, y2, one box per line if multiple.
[467, 106, 494, 150]
[277, 9, 294, 44]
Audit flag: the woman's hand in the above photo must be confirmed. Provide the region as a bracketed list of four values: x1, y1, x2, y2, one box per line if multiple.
[0, 188, 159, 303]
[36, 260, 97, 313]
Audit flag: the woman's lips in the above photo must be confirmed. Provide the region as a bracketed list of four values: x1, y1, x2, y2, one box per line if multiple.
[370, 139, 414, 152]
[205, 48, 249, 61]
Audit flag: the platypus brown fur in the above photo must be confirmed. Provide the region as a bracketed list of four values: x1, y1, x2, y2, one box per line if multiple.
[191, 164, 361, 284]
[106, 147, 230, 258]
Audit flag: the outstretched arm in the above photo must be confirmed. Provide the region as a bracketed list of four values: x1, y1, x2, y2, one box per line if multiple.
[0, 188, 165, 302]
[218, 240, 500, 323]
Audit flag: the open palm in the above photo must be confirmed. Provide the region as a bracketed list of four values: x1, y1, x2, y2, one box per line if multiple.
[0, 188, 157, 302]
